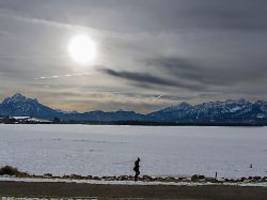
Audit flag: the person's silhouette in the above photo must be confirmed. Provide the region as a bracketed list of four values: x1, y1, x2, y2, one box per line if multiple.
[133, 157, 140, 181]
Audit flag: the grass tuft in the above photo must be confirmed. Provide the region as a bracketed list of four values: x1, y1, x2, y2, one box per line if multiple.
[0, 165, 29, 177]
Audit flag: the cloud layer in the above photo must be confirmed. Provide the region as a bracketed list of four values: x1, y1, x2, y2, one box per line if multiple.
[0, 0, 267, 112]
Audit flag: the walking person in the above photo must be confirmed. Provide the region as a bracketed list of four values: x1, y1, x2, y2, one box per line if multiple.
[133, 157, 140, 181]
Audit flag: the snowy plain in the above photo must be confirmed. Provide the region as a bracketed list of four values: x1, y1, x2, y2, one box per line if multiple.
[0, 124, 266, 178]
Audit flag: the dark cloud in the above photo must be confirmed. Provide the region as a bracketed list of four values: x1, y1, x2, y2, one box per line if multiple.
[146, 57, 229, 86]
[145, 56, 267, 87]
[146, 57, 204, 82]
[101, 68, 205, 91]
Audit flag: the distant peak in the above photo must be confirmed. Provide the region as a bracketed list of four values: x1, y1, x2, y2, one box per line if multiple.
[237, 98, 250, 104]
[12, 93, 25, 99]
[9, 93, 27, 101]
[161, 102, 192, 112]
[179, 102, 192, 107]
[2, 93, 39, 105]
[224, 98, 250, 105]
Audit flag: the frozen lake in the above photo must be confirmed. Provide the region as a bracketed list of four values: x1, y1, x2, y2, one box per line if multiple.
[0, 124, 266, 178]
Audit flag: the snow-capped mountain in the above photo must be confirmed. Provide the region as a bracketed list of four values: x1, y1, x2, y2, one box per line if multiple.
[0, 93, 266, 124]
[0, 93, 62, 119]
[148, 99, 267, 123]
[0, 93, 144, 122]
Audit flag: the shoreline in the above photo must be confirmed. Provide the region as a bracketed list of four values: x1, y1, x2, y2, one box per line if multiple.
[1, 166, 267, 186]
[1, 175, 267, 187]
[0, 176, 267, 188]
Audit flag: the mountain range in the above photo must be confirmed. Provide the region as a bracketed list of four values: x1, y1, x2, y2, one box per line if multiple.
[0, 93, 267, 125]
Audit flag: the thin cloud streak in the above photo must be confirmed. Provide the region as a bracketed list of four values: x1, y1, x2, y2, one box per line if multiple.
[0, 7, 133, 39]
[34, 72, 94, 80]
[0, 8, 87, 31]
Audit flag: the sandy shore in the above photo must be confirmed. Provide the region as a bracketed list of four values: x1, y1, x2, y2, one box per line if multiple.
[0, 181, 267, 200]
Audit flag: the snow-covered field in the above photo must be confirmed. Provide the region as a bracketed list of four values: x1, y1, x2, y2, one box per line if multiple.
[0, 125, 266, 178]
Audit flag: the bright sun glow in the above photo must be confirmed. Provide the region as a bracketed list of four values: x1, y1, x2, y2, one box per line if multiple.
[68, 34, 97, 65]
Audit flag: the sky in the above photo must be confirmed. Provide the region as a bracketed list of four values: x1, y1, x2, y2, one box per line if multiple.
[0, 0, 267, 113]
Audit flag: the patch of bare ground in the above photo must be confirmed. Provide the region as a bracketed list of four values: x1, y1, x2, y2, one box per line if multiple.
[0, 181, 267, 200]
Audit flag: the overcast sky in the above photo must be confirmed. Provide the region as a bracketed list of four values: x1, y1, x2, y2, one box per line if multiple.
[0, 0, 266, 113]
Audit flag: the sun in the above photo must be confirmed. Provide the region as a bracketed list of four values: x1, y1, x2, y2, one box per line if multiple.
[68, 34, 97, 65]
